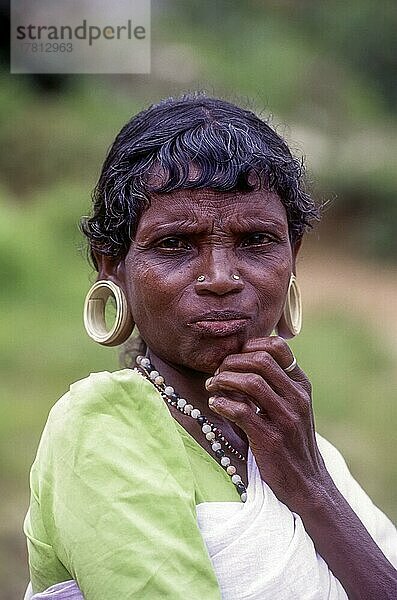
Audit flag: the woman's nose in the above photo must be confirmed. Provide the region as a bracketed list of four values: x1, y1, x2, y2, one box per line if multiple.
[194, 250, 244, 296]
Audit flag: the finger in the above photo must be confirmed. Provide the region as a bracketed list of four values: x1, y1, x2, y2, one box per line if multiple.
[242, 336, 308, 386]
[216, 350, 303, 399]
[208, 395, 265, 435]
[208, 396, 282, 448]
[206, 370, 286, 419]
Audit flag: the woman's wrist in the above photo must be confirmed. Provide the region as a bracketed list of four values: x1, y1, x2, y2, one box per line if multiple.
[293, 470, 341, 518]
[297, 479, 397, 600]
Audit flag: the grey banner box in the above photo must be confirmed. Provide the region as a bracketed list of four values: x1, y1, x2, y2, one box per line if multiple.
[11, 0, 150, 74]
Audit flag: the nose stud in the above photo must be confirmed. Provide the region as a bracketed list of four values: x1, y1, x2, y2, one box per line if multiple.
[196, 274, 241, 282]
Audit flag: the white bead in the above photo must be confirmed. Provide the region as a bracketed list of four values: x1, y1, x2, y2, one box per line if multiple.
[177, 398, 186, 408]
[220, 456, 230, 467]
[184, 404, 193, 415]
[190, 409, 201, 419]
[231, 474, 242, 484]
[149, 370, 159, 380]
[136, 355, 144, 365]
[226, 465, 236, 475]
[154, 375, 164, 385]
[141, 357, 150, 368]
[164, 386, 174, 396]
[206, 432, 215, 440]
[241, 492, 247, 502]
[211, 442, 221, 452]
[202, 424, 211, 434]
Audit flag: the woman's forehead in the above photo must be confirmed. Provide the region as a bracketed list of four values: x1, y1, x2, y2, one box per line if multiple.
[138, 188, 288, 228]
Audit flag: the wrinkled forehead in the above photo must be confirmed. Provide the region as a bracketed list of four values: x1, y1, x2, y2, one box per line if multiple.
[133, 158, 290, 237]
[135, 186, 289, 234]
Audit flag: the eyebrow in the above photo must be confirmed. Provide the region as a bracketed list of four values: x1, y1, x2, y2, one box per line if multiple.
[232, 217, 288, 232]
[139, 217, 288, 238]
[139, 219, 204, 236]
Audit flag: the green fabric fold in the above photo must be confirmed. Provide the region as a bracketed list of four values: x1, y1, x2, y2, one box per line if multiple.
[25, 369, 240, 598]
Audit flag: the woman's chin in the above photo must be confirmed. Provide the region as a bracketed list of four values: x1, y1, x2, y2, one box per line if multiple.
[180, 335, 250, 374]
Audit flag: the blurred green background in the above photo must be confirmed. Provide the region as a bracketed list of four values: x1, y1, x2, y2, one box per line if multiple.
[1, 1, 396, 597]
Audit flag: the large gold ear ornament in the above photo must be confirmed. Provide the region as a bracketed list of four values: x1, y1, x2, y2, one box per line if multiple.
[83, 280, 134, 346]
[275, 274, 302, 338]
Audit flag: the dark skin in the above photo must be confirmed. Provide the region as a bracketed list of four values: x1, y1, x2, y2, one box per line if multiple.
[96, 187, 397, 599]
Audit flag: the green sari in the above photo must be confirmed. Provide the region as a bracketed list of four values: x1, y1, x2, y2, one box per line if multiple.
[24, 369, 240, 598]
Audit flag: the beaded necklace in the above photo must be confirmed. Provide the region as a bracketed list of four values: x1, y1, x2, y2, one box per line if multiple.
[135, 355, 248, 502]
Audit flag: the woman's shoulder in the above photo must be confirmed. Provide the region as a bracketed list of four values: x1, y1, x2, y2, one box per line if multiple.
[54, 367, 150, 407]
[47, 368, 163, 430]
[32, 367, 195, 500]
[36, 368, 179, 467]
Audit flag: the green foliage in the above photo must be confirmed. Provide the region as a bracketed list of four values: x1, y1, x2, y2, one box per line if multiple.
[0, 78, 140, 196]
[156, 1, 396, 261]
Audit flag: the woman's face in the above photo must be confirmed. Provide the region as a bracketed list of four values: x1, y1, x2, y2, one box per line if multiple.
[119, 187, 299, 374]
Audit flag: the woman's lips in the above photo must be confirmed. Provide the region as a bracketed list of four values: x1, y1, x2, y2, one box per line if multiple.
[189, 311, 249, 337]
[190, 319, 249, 336]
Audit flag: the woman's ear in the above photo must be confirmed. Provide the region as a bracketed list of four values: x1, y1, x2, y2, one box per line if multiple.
[275, 236, 303, 339]
[85, 251, 134, 346]
[291, 236, 303, 274]
[92, 251, 126, 288]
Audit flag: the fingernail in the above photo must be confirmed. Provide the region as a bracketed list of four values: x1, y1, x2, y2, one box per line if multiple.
[205, 377, 213, 389]
[208, 397, 219, 412]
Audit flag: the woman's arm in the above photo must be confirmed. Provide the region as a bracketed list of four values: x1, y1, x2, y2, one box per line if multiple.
[299, 482, 397, 600]
[206, 335, 397, 600]
[27, 370, 222, 600]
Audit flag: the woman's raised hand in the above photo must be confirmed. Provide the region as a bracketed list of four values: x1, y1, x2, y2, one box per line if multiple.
[205, 336, 397, 598]
[205, 335, 333, 513]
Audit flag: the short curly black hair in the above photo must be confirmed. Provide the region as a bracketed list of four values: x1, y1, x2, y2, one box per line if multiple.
[81, 93, 320, 269]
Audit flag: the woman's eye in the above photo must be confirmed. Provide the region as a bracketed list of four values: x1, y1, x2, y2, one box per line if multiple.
[240, 233, 275, 247]
[157, 237, 191, 250]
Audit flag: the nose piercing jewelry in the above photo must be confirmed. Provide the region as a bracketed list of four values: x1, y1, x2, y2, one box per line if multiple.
[197, 274, 240, 282]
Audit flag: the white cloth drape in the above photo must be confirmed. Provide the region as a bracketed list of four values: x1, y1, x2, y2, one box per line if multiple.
[196, 434, 397, 600]
[25, 434, 397, 599]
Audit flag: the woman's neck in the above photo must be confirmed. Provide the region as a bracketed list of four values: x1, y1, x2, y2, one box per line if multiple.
[145, 347, 249, 462]
[146, 348, 211, 415]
